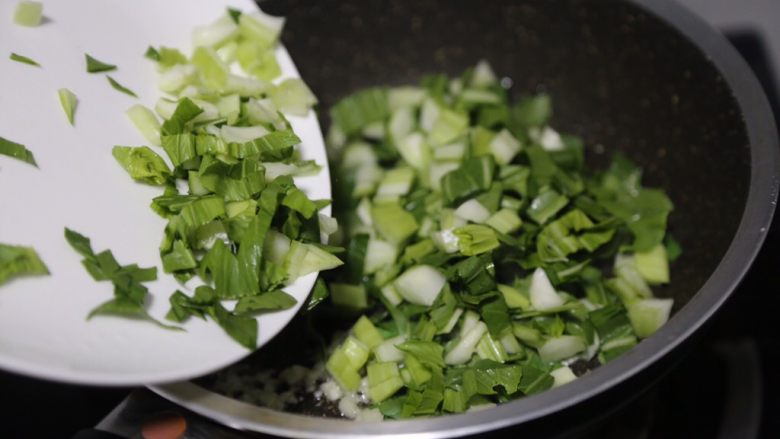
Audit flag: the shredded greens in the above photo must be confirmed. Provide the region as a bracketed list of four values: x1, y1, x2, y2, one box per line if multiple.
[0, 136, 38, 167]
[0, 243, 49, 286]
[104, 7, 337, 348]
[9, 53, 40, 67]
[317, 61, 677, 418]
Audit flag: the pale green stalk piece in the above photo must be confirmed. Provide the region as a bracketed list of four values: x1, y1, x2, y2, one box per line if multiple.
[57, 88, 78, 126]
[13, 1, 43, 27]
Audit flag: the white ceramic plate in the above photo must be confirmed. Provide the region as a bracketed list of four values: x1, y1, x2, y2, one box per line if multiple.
[0, 0, 330, 385]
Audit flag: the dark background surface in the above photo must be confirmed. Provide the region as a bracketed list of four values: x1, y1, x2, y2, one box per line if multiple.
[2, 13, 779, 439]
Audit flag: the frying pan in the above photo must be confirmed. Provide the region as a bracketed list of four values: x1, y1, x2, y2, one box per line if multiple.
[150, 0, 780, 437]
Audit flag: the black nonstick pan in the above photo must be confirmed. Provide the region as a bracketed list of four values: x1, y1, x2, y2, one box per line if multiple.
[150, 0, 780, 437]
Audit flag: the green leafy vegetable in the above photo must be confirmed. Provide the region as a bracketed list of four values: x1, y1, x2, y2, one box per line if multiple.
[0, 243, 49, 286]
[144, 46, 160, 61]
[160, 97, 202, 135]
[371, 202, 418, 244]
[591, 155, 674, 251]
[527, 188, 569, 225]
[161, 240, 197, 272]
[166, 286, 214, 322]
[397, 340, 445, 368]
[211, 302, 257, 349]
[112, 146, 171, 185]
[106, 76, 137, 97]
[472, 360, 524, 394]
[441, 156, 495, 205]
[513, 94, 552, 127]
[305, 278, 330, 311]
[101, 8, 336, 350]
[145, 46, 188, 67]
[234, 290, 297, 314]
[665, 235, 682, 262]
[227, 7, 242, 23]
[480, 298, 511, 337]
[308, 61, 679, 418]
[536, 209, 614, 262]
[0, 136, 37, 167]
[518, 363, 554, 395]
[330, 87, 389, 135]
[9, 53, 40, 67]
[454, 224, 499, 256]
[63, 228, 179, 330]
[85, 54, 117, 73]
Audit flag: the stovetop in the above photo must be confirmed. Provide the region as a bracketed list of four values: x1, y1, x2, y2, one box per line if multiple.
[2, 6, 779, 439]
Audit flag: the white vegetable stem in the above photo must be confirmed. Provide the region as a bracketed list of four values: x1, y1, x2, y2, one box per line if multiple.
[530, 267, 565, 310]
[364, 239, 398, 274]
[373, 335, 406, 362]
[380, 284, 403, 306]
[454, 199, 491, 223]
[126, 104, 161, 146]
[446, 321, 488, 365]
[192, 14, 238, 48]
[220, 125, 269, 143]
[471, 59, 497, 88]
[628, 298, 673, 338]
[437, 308, 464, 335]
[489, 129, 522, 165]
[539, 336, 586, 362]
[393, 265, 446, 306]
[550, 366, 578, 387]
[431, 229, 460, 254]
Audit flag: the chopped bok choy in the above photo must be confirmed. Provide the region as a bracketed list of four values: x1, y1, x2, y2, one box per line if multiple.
[13, 1, 42, 27]
[98, 7, 337, 348]
[314, 61, 678, 419]
[0, 243, 48, 286]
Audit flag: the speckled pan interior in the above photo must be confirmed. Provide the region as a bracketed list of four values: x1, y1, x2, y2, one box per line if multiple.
[263, 0, 751, 308]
